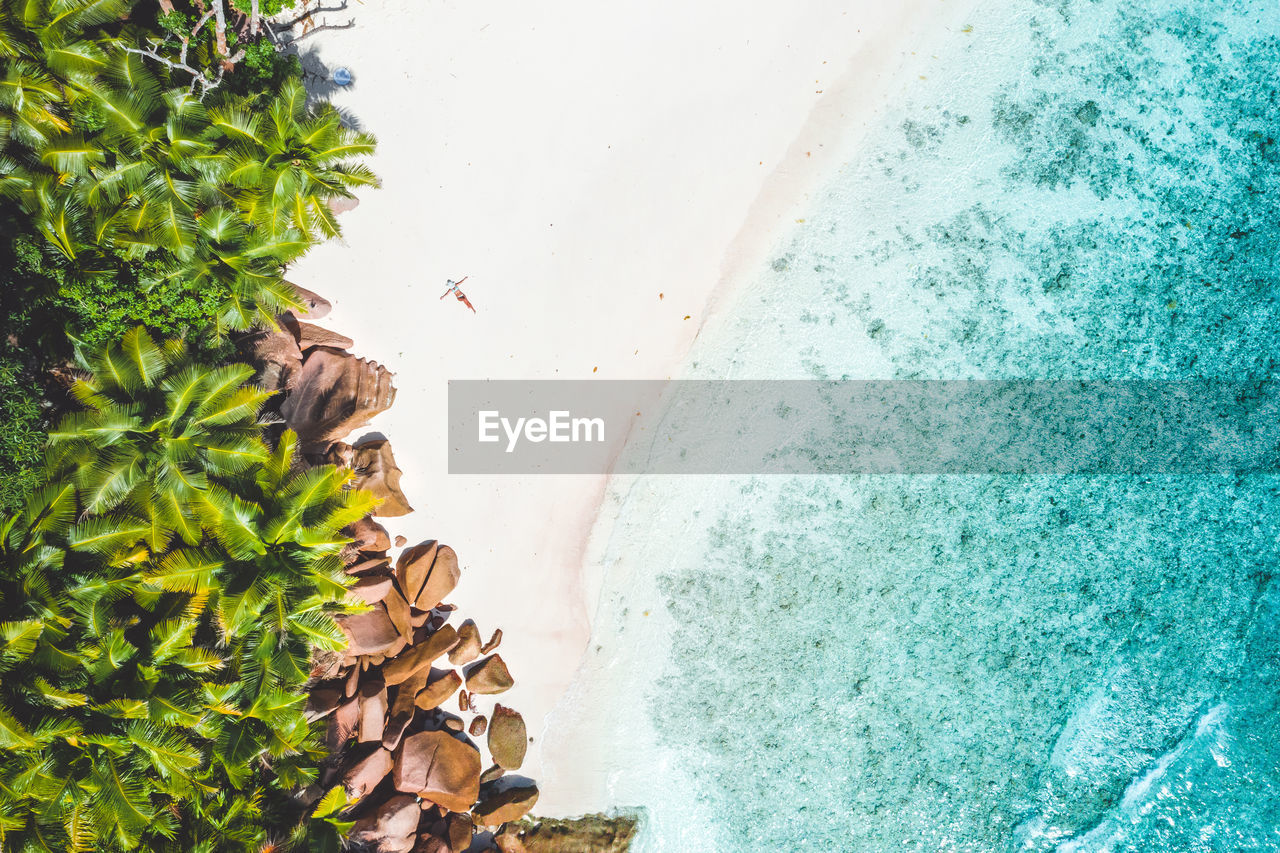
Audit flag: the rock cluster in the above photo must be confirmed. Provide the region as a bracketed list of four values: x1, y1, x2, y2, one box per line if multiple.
[312, 531, 537, 852]
[493, 815, 639, 853]
[240, 287, 539, 853]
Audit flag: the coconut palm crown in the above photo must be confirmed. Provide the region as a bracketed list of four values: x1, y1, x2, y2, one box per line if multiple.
[0, 4, 378, 337]
[0, 328, 372, 852]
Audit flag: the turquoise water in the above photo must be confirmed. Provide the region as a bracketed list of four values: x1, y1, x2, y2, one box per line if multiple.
[567, 0, 1280, 849]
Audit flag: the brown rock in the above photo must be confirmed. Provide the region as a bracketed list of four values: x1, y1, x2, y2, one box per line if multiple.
[395, 534, 408, 547]
[240, 326, 303, 392]
[351, 439, 413, 516]
[458, 690, 472, 712]
[348, 575, 394, 605]
[296, 320, 355, 352]
[344, 747, 392, 798]
[481, 629, 503, 655]
[494, 832, 530, 853]
[280, 347, 396, 446]
[382, 708, 416, 752]
[494, 815, 639, 853]
[345, 664, 361, 698]
[385, 636, 409, 660]
[465, 655, 514, 695]
[487, 705, 527, 770]
[469, 715, 488, 737]
[305, 685, 342, 721]
[388, 666, 432, 719]
[479, 764, 505, 785]
[290, 283, 333, 320]
[351, 793, 419, 853]
[337, 607, 400, 655]
[444, 717, 464, 733]
[411, 834, 450, 853]
[328, 697, 360, 750]
[414, 670, 463, 711]
[417, 546, 461, 611]
[310, 650, 345, 681]
[473, 782, 539, 827]
[392, 730, 481, 813]
[358, 681, 388, 743]
[384, 587, 414, 643]
[347, 556, 392, 576]
[448, 621, 483, 666]
[446, 813, 474, 853]
[325, 441, 355, 469]
[327, 195, 361, 216]
[382, 625, 459, 685]
[347, 516, 392, 552]
[396, 540, 438, 605]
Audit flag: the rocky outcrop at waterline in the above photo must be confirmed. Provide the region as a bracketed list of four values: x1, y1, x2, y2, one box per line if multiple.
[238, 291, 543, 853]
[493, 815, 640, 853]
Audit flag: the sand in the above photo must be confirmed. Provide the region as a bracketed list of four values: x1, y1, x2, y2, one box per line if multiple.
[284, 0, 978, 816]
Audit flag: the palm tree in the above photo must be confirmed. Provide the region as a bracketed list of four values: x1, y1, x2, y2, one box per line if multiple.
[172, 205, 310, 332]
[210, 78, 377, 242]
[2, 7, 376, 340]
[0, 328, 373, 852]
[46, 326, 274, 551]
[0, 0, 128, 150]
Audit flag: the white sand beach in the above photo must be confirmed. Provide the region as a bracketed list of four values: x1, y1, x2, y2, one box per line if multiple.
[286, 0, 978, 816]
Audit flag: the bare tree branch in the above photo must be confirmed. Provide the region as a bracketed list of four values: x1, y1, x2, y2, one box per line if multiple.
[190, 9, 215, 38]
[279, 1, 348, 29]
[291, 19, 355, 41]
[136, 0, 268, 92]
[123, 43, 225, 99]
[180, 9, 216, 67]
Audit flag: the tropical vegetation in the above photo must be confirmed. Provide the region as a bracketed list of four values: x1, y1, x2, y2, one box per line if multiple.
[0, 329, 371, 851]
[0, 1, 382, 848]
[0, 0, 376, 513]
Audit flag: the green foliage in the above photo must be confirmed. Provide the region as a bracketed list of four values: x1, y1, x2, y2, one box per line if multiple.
[0, 0, 374, 514]
[223, 36, 302, 97]
[0, 222, 232, 514]
[212, 78, 378, 242]
[0, 361, 45, 513]
[6, 234, 225, 352]
[0, 329, 378, 852]
[157, 10, 193, 36]
[0, 0, 377, 338]
[229, 0, 296, 17]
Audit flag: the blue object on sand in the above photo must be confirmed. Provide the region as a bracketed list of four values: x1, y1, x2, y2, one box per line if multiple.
[332, 66, 353, 86]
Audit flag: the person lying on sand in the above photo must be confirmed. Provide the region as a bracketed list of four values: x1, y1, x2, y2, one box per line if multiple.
[440, 277, 476, 313]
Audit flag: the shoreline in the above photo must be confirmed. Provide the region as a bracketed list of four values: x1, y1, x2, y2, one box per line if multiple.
[540, 0, 984, 818]
[285, 0, 982, 819]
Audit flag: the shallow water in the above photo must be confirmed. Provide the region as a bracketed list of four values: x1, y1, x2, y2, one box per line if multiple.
[565, 0, 1280, 849]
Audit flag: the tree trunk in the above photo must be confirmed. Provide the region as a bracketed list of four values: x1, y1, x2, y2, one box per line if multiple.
[249, 0, 260, 35]
[212, 0, 231, 65]
[157, 0, 175, 13]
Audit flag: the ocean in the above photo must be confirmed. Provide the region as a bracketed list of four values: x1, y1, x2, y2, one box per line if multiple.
[554, 0, 1280, 849]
